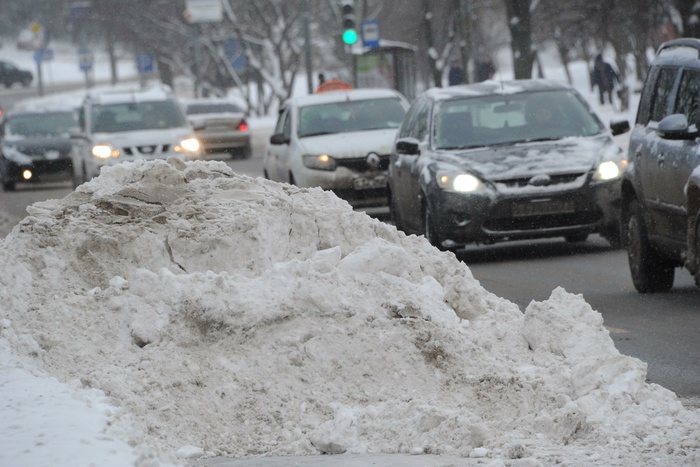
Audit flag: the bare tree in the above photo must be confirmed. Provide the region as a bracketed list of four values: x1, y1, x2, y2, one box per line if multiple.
[503, 0, 534, 79]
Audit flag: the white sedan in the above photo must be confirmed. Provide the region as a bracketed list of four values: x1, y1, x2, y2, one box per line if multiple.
[263, 88, 408, 208]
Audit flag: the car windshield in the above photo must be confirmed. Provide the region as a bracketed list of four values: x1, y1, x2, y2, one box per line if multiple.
[186, 103, 242, 115]
[433, 90, 604, 150]
[91, 100, 188, 133]
[6, 111, 75, 137]
[298, 97, 406, 137]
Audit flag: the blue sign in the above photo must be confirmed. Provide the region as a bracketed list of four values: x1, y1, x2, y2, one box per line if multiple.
[361, 20, 380, 48]
[33, 48, 54, 63]
[78, 47, 93, 71]
[70, 2, 94, 24]
[136, 54, 155, 73]
[224, 38, 247, 70]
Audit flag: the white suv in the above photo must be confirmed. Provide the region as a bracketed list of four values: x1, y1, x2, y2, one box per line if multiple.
[70, 84, 201, 186]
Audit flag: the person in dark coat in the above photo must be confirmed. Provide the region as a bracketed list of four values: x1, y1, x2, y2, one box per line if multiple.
[448, 60, 463, 86]
[591, 54, 619, 105]
[475, 56, 496, 82]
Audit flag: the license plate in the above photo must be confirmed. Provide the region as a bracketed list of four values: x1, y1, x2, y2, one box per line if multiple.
[511, 199, 575, 217]
[354, 174, 387, 190]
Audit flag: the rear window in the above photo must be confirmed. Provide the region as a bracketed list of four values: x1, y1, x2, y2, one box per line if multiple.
[186, 103, 243, 115]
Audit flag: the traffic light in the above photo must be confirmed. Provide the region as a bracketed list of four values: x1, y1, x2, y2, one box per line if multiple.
[341, 0, 358, 45]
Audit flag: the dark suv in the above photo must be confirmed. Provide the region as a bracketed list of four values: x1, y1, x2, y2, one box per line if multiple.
[621, 38, 700, 292]
[0, 60, 33, 88]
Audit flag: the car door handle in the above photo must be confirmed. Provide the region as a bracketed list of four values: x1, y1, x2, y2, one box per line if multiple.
[657, 154, 665, 166]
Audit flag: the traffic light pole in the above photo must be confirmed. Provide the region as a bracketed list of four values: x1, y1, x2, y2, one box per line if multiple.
[302, 0, 314, 94]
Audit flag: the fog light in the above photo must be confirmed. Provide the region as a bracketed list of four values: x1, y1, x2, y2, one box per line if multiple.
[22, 169, 32, 180]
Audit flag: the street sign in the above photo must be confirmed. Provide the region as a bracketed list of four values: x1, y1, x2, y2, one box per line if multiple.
[136, 54, 155, 73]
[223, 38, 247, 70]
[78, 47, 94, 71]
[70, 2, 94, 23]
[184, 0, 223, 23]
[33, 48, 54, 63]
[362, 20, 380, 48]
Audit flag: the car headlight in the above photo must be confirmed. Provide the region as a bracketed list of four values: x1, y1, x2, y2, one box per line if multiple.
[594, 159, 627, 181]
[303, 154, 337, 171]
[174, 137, 201, 154]
[92, 143, 120, 159]
[436, 171, 482, 192]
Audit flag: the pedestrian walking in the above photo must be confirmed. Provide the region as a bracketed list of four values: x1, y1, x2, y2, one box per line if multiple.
[591, 54, 619, 106]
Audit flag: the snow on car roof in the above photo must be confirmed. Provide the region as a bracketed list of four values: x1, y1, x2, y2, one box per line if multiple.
[653, 38, 700, 67]
[425, 79, 572, 101]
[289, 88, 406, 108]
[85, 83, 176, 106]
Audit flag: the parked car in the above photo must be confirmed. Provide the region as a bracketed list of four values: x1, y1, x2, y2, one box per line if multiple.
[0, 109, 76, 191]
[182, 98, 251, 159]
[388, 79, 630, 251]
[70, 83, 201, 187]
[264, 88, 409, 208]
[0, 60, 33, 88]
[621, 38, 700, 293]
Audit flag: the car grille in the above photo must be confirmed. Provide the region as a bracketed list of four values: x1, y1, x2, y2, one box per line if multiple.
[122, 144, 171, 156]
[336, 155, 390, 172]
[495, 172, 585, 188]
[484, 194, 601, 232]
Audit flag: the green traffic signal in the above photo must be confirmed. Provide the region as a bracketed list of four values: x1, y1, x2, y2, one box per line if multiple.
[342, 29, 358, 45]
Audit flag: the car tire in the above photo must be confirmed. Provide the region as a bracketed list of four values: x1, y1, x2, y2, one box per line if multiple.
[423, 203, 445, 250]
[21, 78, 30, 87]
[694, 214, 700, 289]
[388, 188, 403, 230]
[626, 199, 675, 293]
[2, 179, 15, 191]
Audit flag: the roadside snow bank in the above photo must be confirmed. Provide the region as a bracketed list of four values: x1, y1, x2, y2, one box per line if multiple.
[1, 159, 698, 465]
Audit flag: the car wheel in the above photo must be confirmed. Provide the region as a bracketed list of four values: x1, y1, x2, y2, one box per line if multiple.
[626, 199, 674, 293]
[2, 179, 15, 191]
[564, 232, 588, 243]
[695, 214, 700, 289]
[388, 188, 403, 230]
[423, 203, 445, 250]
[21, 78, 30, 87]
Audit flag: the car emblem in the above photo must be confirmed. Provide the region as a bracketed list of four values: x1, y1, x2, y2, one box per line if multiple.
[366, 152, 381, 171]
[44, 150, 60, 160]
[528, 174, 551, 186]
[139, 145, 157, 154]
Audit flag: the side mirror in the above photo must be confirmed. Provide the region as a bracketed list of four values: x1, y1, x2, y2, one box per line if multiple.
[269, 133, 289, 145]
[68, 127, 83, 138]
[610, 119, 630, 136]
[395, 138, 420, 156]
[657, 114, 698, 140]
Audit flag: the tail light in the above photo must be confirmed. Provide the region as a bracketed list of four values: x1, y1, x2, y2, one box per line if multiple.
[237, 119, 249, 132]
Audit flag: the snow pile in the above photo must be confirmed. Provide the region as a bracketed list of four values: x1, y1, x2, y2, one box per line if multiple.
[1, 159, 699, 465]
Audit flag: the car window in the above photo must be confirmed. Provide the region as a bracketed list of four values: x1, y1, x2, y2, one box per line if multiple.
[273, 107, 289, 137]
[673, 69, 700, 128]
[433, 90, 602, 150]
[6, 112, 76, 137]
[91, 100, 187, 133]
[649, 67, 678, 123]
[297, 97, 406, 137]
[398, 97, 428, 139]
[635, 66, 660, 125]
[185, 103, 242, 114]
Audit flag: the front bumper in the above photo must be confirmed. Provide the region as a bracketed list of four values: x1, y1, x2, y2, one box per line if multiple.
[1, 157, 73, 183]
[296, 157, 390, 208]
[427, 178, 621, 246]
